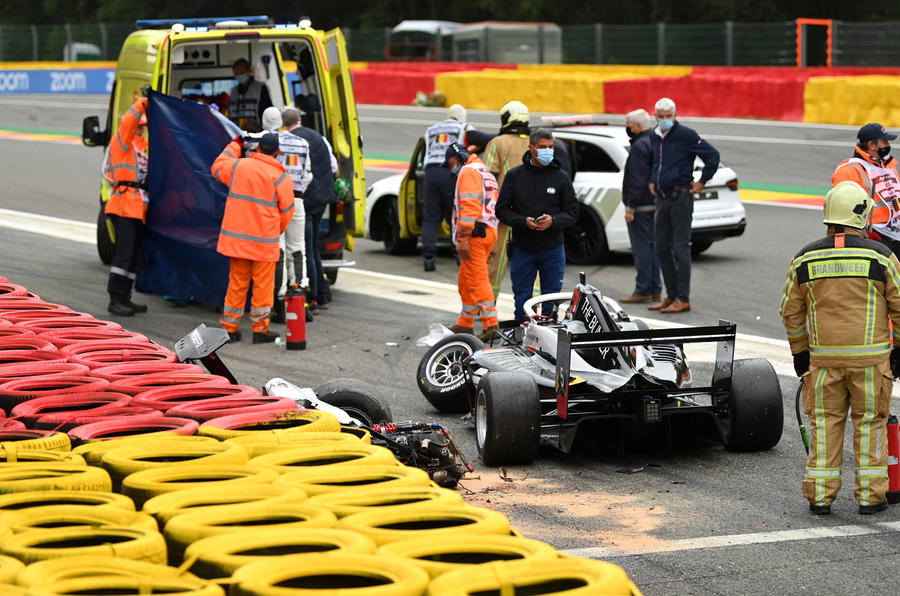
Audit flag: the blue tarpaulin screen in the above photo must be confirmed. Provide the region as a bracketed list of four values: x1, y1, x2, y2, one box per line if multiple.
[136, 92, 238, 306]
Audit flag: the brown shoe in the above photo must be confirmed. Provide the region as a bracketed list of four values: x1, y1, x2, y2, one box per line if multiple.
[650, 293, 661, 302]
[619, 293, 653, 304]
[648, 298, 674, 311]
[477, 326, 499, 342]
[659, 299, 691, 313]
[448, 325, 474, 335]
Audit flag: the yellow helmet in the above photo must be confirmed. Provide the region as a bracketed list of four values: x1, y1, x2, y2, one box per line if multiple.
[823, 181, 872, 229]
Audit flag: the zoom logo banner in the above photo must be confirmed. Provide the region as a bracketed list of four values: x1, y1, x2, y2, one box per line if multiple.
[0, 68, 115, 94]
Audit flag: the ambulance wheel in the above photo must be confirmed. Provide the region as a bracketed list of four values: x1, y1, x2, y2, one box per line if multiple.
[315, 379, 393, 426]
[383, 197, 417, 255]
[564, 204, 609, 265]
[97, 207, 115, 265]
[719, 358, 783, 451]
[417, 334, 483, 413]
[475, 372, 541, 466]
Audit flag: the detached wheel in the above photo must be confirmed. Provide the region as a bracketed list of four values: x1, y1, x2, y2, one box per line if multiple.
[314, 378, 392, 426]
[416, 334, 483, 413]
[97, 207, 114, 265]
[475, 372, 541, 466]
[691, 240, 713, 255]
[719, 358, 783, 451]
[383, 197, 417, 255]
[564, 204, 609, 265]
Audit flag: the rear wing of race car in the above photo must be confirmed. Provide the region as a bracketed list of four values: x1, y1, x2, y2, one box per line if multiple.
[553, 321, 737, 419]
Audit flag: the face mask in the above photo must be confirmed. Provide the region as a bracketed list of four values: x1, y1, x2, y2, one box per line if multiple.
[625, 127, 636, 139]
[450, 164, 461, 175]
[536, 147, 554, 166]
[878, 145, 891, 159]
[235, 74, 250, 85]
[658, 118, 674, 132]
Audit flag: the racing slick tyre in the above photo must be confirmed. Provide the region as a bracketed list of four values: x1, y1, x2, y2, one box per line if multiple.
[314, 378, 393, 426]
[475, 372, 541, 466]
[383, 196, 418, 255]
[564, 204, 610, 265]
[417, 334, 483, 414]
[691, 240, 713, 255]
[97, 207, 115, 265]
[720, 358, 784, 452]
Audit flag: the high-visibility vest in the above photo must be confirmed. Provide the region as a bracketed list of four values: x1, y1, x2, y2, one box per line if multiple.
[452, 155, 498, 242]
[229, 81, 264, 122]
[105, 98, 149, 222]
[833, 152, 900, 241]
[276, 131, 312, 194]
[211, 140, 295, 262]
[424, 119, 467, 167]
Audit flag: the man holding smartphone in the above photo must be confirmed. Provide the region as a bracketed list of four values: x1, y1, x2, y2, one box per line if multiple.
[496, 128, 579, 323]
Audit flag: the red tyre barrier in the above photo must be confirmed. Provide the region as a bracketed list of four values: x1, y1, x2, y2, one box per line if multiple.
[0, 310, 91, 325]
[0, 418, 25, 430]
[0, 337, 57, 352]
[38, 327, 143, 348]
[132, 385, 261, 410]
[106, 372, 230, 396]
[165, 395, 299, 422]
[0, 328, 35, 340]
[0, 297, 59, 312]
[0, 375, 110, 412]
[0, 283, 27, 297]
[11, 391, 134, 427]
[0, 362, 91, 384]
[0, 319, 10, 328]
[0, 350, 66, 366]
[92, 362, 205, 383]
[0, 428, 64, 443]
[35, 407, 163, 432]
[19, 317, 123, 334]
[68, 416, 200, 442]
[60, 340, 175, 369]
[201, 409, 316, 432]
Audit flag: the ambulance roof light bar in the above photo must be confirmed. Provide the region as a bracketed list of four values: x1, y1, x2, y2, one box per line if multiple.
[136, 16, 270, 30]
[540, 114, 608, 127]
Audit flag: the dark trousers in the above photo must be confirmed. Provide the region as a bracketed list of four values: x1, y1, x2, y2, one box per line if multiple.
[304, 204, 325, 302]
[422, 165, 455, 261]
[654, 190, 693, 302]
[626, 210, 661, 296]
[509, 244, 566, 323]
[107, 214, 144, 297]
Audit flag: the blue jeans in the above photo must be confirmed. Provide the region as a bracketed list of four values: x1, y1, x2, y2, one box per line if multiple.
[422, 165, 455, 261]
[509, 244, 566, 323]
[626, 210, 662, 296]
[304, 204, 325, 302]
[654, 190, 693, 302]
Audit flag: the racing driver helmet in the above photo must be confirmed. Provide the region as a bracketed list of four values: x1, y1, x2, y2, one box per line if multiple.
[823, 180, 872, 229]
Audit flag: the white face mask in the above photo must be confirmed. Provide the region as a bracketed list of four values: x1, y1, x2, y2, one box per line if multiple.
[450, 164, 461, 175]
[235, 73, 250, 85]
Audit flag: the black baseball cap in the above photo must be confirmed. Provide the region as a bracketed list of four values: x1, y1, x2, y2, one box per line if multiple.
[444, 142, 468, 165]
[858, 123, 897, 144]
[257, 132, 279, 154]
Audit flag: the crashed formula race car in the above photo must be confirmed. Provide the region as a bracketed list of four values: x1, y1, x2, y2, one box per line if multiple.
[417, 274, 783, 466]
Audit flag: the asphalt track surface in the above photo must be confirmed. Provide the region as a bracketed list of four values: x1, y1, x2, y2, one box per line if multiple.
[0, 95, 898, 594]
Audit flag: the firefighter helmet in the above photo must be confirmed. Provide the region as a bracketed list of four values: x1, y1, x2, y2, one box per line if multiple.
[823, 180, 872, 229]
[500, 100, 529, 127]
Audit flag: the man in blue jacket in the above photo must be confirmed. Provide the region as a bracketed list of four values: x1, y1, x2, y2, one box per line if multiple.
[620, 108, 661, 304]
[647, 97, 719, 313]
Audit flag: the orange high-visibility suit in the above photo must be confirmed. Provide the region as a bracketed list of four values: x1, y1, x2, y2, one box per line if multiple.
[453, 154, 499, 330]
[833, 148, 900, 244]
[211, 139, 294, 333]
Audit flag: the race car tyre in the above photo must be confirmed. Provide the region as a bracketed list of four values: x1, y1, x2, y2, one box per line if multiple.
[314, 378, 393, 426]
[248, 444, 397, 472]
[184, 528, 377, 579]
[383, 196, 418, 255]
[0, 430, 71, 452]
[0, 449, 85, 465]
[0, 490, 134, 513]
[337, 504, 511, 546]
[720, 357, 784, 452]
[0, 525, 166, 564]
[691, 240, 713, 255]
[0, 464, 112, 494]
[97, 207, 115, 265]
[274, 464, 430, 497]
[121, 464, 280, 509]
[2, 504, 158, 533]
[306, 485, 464, 518]
[143, 483, 308, 526]
[231, 553, 428, 596]
[475, 372, 541, 466]
[564, 204, 610, 265]
[425, 557, 639, 596]
[417, 333, 484, 413]
[72, 435, 217, 466]
[376, 534, 558, 579]
[16, 554, 205, 588]
[0, 553, 24, 583]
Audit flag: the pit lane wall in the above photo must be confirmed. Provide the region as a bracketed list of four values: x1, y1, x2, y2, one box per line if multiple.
[4, 61, 900, 126]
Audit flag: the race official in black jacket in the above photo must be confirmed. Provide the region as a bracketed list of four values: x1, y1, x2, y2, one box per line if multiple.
[496, 128, 579, 322]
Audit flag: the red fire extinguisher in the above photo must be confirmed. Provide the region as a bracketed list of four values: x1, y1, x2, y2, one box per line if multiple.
[285, 285, 306, 350]
[888, 414, 899, 504]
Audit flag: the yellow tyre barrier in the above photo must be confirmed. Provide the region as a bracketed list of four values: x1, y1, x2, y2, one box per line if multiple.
[0, 553, 24, 584]
[15, 554, 198, 587]
[73, 435, 218, 466]
[275, 464, 430, 497]
[225, 431, 361, 458]
[2, 505, 158, 533]
[425, 557, 642, 595]
[0, 432, 70, 452]
[307, 486, 464, 518]
[338, 504, 511, 546]
[0, 490, 134, 512]
[121, 464, 279, 509]
[31, 576, 224, 596]
[231, 553, 429, 596]
[0, 448, 84, 465]
[198, 409, 341, 439]
[0, 464, 111, 494]
[0, 526, 167, 564]
[100, 442, 249, 488]
[183, 528, 378, 579]
[377, 534, 558, 579]
[142, 483, 308, 526]
[340, 425, 372, 443]
[248, 444, 397, 472]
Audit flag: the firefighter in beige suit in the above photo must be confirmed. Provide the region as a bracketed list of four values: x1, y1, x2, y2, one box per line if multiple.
[781, 180, 900, 515]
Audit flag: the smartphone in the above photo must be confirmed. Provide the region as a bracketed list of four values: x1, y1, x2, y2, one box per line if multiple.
[535, 214, 548, 222]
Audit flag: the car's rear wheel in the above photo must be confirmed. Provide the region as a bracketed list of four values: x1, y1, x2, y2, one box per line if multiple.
[475, 372, 541, 466]
[691, 240, 713, 255]
[564, 204, 609, 265]
[718, 358, 783, 451]
[416, 334, 483, 413]
[383, 197, 417, 255]
[97, 206, 114, 265]
[314, 378, 393, 426]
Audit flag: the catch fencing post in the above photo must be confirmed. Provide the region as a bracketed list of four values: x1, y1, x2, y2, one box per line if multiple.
[725, 21, 733, 66]
[99, 23, 108, 60]
[594, 23, 603, 64]
[538, 24, 544, 64]
[657, 22, 666, 64]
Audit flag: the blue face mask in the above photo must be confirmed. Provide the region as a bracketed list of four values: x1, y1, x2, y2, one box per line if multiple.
[536, 147, 554, 166]
[235, 73, 250, 85]
[658, 118, 674, 132]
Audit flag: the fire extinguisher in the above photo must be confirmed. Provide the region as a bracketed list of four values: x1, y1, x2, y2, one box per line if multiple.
[888, 414, 899, 504]
[284, 285, 306, 350]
